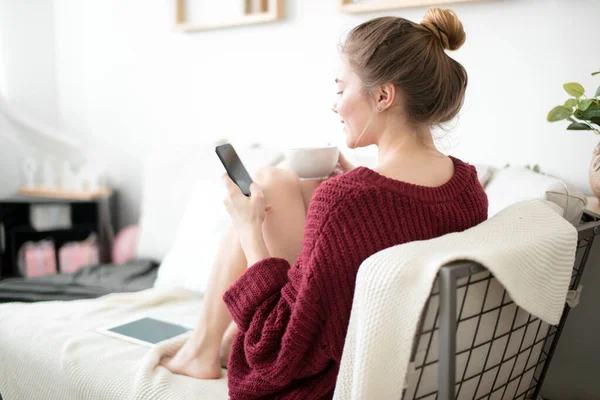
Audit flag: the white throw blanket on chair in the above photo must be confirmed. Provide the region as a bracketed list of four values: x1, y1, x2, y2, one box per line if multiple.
[333, 199, 577, 399]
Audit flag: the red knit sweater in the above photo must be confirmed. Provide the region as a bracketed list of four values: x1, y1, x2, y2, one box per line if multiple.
[223, 156, 488, 400]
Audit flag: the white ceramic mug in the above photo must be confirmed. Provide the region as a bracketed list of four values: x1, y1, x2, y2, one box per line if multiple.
[285, 146, 339, 180]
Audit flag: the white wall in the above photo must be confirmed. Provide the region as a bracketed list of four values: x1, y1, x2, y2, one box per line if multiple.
[1, 1, 599, 395]
[0, 0, 60, 197]
[49, 0, 600, 228]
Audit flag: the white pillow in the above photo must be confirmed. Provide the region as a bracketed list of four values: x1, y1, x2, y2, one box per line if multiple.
[485, 167, 587, 225]
[154, 177, 228, 293]
[137, 140, 219, 262]
[473, 164, 497, 188]
[151, 145, 283, 293]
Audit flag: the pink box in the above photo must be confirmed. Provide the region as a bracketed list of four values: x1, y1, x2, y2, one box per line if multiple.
[59, 240, 99, 274]
[21, 240, 57, 277]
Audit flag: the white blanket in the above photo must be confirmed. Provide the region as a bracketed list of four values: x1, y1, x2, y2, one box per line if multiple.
[0, 200, 577, 400]
[0, 288, 229, 400]
[333, 200, 577, 399]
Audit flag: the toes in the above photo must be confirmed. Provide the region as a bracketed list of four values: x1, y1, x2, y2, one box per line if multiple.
[160, 356, 173, 366]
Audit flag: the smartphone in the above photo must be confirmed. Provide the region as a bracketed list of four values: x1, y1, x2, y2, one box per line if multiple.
[215, 143, 253, 197]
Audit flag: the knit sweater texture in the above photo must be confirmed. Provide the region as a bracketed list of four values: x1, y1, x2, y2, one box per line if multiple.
[223, 156, 488, 399]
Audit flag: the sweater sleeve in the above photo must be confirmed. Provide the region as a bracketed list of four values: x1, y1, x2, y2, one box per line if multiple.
[222, 237, 338, 386]
[222, 196, 362, 387]
[223, 257, 291, 332]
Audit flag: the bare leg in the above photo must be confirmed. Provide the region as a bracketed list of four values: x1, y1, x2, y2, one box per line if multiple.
[275, 159, 325, 212]
[219, 319, 238, 368]
[163, 167, 315, 379]
[162, 224, 247, 378]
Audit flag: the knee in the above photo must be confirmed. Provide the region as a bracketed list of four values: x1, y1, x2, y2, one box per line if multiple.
[253, 166, 299, 190]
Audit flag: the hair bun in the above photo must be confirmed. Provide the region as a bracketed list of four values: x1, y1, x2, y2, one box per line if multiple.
[421, 8, 466, 51]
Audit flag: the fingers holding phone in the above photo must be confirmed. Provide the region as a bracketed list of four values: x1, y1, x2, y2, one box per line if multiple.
[222, 174, 270, 229]
[217, 144, 272, 230]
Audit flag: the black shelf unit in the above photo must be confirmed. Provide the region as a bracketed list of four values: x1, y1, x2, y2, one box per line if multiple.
[0, 194, 116, 280]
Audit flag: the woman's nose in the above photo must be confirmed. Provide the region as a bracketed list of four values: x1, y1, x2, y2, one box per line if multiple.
[331, 103, 338, 114]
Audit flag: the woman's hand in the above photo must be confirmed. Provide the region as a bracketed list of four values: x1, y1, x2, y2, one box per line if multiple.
[329, 151, 356, 178]
[222, 174, 270, 232]
[222, 174, 272, 266]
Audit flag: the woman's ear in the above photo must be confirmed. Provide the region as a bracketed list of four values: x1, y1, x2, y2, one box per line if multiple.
[376, 82, 396, 111]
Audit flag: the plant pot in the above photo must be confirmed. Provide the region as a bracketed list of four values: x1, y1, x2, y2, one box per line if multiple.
[589, 143, 600, 199]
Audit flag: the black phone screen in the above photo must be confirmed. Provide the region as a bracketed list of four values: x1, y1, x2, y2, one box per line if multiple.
[215, 144, 254, 196]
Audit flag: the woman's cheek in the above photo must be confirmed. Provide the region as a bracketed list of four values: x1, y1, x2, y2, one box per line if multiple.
[338, 99, 351, 122]
[337, 98, 345, 116]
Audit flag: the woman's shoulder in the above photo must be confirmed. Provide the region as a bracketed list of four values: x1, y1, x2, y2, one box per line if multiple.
[312, 170, 372, 204]
[306, 171, 383, 224]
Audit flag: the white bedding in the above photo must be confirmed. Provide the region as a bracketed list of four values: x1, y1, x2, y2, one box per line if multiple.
[0, 288, 229, 400]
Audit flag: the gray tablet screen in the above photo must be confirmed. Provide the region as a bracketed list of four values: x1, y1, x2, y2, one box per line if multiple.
[108, 317, 192, 344]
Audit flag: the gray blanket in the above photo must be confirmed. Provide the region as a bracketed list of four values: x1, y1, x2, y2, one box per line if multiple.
[0, 259, 158, 303]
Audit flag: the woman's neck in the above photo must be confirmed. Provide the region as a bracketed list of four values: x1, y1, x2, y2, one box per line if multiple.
[376, 125, 441, 168]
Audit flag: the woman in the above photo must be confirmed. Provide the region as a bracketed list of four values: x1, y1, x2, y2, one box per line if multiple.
[163, 8, 488, 399]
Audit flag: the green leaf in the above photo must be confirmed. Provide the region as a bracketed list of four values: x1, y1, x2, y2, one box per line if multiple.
[564, 82, 585, 98]
[580, 106, 600, 120]
[593, 71, 600, 76]
[595, 86, 600, 98]
[575, 103, 600, 121]
[564, 98, 578, 108]
[547, 106, 573, 122]
[579, 99, 594, 111]
[567, 122, 593, 130]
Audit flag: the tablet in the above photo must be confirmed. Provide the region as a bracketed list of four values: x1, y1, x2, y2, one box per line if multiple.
[97, 317, 193, 347]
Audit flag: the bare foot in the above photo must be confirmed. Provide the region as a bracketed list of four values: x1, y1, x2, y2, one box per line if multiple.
[161, 336, 222, 379]
[219, 322, 239, 369]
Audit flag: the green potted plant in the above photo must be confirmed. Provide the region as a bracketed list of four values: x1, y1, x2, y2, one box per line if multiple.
[547, 70, 600, 197]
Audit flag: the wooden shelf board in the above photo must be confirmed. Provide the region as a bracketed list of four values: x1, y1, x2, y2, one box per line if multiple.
[18, 187, 113, 201]
[175, 0, 283, 32]
[340, 0, 485, 13]
[176, 12, 278, 31]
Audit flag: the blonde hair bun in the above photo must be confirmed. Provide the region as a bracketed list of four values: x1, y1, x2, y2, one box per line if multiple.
[421, 8, 466, 51]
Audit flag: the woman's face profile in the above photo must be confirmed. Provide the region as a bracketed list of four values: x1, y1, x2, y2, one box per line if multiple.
[333, 60, 376, 149]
